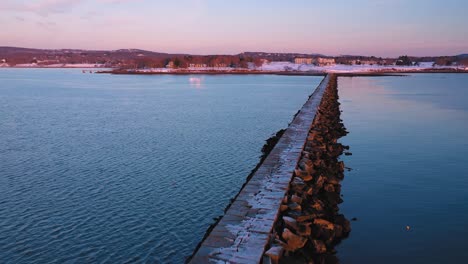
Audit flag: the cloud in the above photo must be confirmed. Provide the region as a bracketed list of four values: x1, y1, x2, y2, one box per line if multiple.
[0, 0, 85, 16]
[0, 0, 143, 16]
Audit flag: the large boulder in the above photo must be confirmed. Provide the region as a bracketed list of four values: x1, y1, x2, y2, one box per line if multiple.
[282, 228, 308, 252]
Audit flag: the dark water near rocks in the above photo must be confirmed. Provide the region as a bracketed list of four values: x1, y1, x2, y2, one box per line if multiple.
[337, 74, 468, 263]
[0, 69, 322, 263]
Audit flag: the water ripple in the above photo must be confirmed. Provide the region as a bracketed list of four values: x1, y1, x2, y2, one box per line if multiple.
[0, 70, 323, 263]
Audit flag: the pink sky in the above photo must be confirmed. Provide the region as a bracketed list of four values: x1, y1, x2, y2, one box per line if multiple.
[1, 0, 467, 56]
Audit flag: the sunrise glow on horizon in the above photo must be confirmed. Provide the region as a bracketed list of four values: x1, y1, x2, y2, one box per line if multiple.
[1, 0, 467, 57]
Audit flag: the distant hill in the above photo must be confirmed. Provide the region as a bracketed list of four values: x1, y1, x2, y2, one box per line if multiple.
[0, 46, 170, 56]
[241, 51, 326, 61]
[0, 46, 175, 66]
[1, 46, 466, 68]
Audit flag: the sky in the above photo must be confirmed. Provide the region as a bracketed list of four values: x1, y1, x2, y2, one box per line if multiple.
[1, 0, 467, 57]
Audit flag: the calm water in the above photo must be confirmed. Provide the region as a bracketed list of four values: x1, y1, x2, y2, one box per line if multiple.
[338, 74, 468, 263]
[0, 69, 323, 263]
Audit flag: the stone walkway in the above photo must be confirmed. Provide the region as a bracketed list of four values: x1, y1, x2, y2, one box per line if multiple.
[189, 75, 330, 264]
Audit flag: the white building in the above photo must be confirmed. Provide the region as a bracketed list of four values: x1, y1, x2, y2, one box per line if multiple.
[188, 63, 208, 68]
[295, 57, 336, 66]
[315, 57, 336, 66]
[294, 58, 313, 64]
[166, 61, 175, 68]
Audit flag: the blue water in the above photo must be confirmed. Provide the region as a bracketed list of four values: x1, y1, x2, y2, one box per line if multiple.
[0, 69, 323, 263]
[337, 74, 468, 263]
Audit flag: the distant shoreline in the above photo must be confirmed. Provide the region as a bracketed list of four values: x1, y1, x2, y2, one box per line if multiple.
[96, 68, 468, 76]
[2, 65, 467, 76]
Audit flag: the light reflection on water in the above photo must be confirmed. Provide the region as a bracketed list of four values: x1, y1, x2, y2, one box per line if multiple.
[0, 68, 323, 263]
[189, 76, 204, 89]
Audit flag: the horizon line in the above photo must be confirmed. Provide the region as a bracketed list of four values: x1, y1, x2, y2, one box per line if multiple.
[0, 45, 466, 58]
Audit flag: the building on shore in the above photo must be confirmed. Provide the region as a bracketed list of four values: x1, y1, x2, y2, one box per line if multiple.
[315, 57, 336, 66]
[294, 57, 336, 66]
[166, 61, 175, 68]
[188, 63, 208, 68]
[294, 58, 313, 64]
[213, 63, 228, 68]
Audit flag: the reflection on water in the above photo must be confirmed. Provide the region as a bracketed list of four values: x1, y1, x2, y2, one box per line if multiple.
[0, 69, 323, 263]
[337, 74, 468, 263]
[189, 76, 204, 89]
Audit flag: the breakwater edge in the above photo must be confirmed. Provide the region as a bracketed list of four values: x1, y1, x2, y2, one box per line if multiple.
[265, 75, 349, 263]
[189, 74, 350, 263]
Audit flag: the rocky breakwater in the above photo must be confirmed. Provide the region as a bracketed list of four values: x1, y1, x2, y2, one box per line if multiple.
[264, 75, 350, 264]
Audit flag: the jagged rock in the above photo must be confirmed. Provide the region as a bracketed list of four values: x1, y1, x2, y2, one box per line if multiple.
[282, 228, 308, 251]
[335, 214, 351, 234]
[297, 223, 312, 236]
[312, 201, 324, 212]
[312, 227, 335, 243]
[311, 240, 327, 253]
[333, 224, 343, 238]
[327, 177, 340, 185]
[283, 216, 298, 231]
[301, 173, 313, 182]
[292, 177, 305, 185]
[288, 202, 302, 211]
[304, 162, 315, 175]
[306, 187, 314, 195]
[334, 184, 341, 193]
[286, 211, 302, 219]
[315, 175, 326, 189]
[313, 219, 334, 230]
[324, 184, 335, 192]
[313, 158, 324, 168]
[291, 195, 303, 204]
[296, 214, 315, 222]
[265, 246, 284, 264]
[294, 169, 304, 176]
[338, 161, 345, 172]
[295, 169, 313, 182]
[323, 192, 343, 204]
[292, 177, 305, 192]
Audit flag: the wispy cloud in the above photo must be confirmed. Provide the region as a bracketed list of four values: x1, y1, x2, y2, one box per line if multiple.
[0, 0, 143, 16]
[0, 0, 85, 16]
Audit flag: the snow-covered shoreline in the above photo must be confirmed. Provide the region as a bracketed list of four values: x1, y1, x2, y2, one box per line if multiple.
[256, 61, 467, 73]
[107, 61, 468, 74]
[2, 61, 467, 73]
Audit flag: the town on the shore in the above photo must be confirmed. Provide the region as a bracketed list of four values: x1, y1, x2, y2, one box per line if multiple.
[1, 47, 467, 73]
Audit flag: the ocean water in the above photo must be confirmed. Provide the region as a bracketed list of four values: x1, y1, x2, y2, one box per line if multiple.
[0, 69, 323, 263]
[337, 74, 468, 263]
